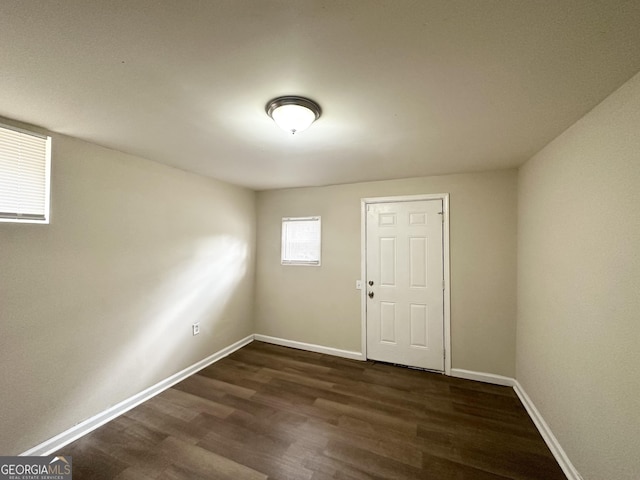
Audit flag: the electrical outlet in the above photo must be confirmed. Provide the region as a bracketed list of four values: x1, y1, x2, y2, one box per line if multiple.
[192, 323, 200, 336]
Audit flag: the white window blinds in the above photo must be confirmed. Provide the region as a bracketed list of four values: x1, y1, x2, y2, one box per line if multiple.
[0, 124, 51, 223]
[281, 216, 321, 265]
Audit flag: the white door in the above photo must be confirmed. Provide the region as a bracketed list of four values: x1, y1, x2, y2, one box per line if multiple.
[366, 199, 444, 371]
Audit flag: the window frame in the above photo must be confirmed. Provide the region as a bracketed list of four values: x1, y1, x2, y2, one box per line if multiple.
[0, 122, 52, 224]
[281, 216, 322, 266]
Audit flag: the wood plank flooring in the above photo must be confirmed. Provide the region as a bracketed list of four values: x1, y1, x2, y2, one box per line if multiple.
[57, 341, 565, 479]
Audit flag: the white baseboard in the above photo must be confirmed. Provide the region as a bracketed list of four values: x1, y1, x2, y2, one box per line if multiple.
[450, 368, 516, 387]
[450, 369, 580, 479]
[21, 334, 254, 457]
[254, 334, 365, 361]
[19, 335, 579, 480]
[513, 381, 583, 480]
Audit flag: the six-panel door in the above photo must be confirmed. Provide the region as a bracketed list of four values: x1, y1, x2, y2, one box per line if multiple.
[366, 199, 444, 371]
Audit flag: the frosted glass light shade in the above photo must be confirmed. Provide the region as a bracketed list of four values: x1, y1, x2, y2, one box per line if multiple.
[266, 96, 321, 135]
[271, 104, 316, 134]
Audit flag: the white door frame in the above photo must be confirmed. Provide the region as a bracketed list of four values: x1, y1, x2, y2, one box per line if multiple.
[360, 193, 451, 375]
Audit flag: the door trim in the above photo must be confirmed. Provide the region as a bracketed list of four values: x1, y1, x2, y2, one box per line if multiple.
[360, 193, 451, 375]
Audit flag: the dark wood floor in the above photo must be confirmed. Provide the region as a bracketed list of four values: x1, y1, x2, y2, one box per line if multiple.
[57, 341, 565, 479]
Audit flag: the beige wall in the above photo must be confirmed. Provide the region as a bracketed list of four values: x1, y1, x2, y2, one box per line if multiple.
[0, 128, 256, 455]
[517, 71, 640, 479]
[256, 170, 518, 377]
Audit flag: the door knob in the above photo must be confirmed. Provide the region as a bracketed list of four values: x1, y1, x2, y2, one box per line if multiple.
[368, 291, 374, 298]
[368, 280, 374, 286]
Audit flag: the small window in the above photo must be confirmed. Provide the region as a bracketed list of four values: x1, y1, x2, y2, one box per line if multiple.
[0, 123, 51, 223]
[281, 216, 321, 266]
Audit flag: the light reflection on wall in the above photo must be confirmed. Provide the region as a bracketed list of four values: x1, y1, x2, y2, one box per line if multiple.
[76, 234, 249, 410]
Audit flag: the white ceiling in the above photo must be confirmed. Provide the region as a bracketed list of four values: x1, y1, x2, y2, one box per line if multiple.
[1, 1, 639, 190]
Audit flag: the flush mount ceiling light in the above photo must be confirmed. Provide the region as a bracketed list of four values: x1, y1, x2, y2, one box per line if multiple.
[265, 96, 321, 135]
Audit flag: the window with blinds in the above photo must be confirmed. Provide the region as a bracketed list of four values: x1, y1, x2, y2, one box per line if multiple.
[281, 216, 321, 266]
[0, 124, 51, 223]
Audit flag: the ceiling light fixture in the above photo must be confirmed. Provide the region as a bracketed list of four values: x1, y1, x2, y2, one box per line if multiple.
[265, 96, 321, 135]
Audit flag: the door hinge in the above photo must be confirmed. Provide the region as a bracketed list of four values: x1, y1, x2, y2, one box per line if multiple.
[443, 348, 446, 360]
[442, 279, 445, 290]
